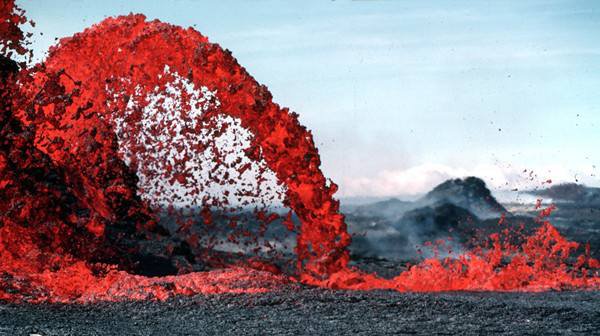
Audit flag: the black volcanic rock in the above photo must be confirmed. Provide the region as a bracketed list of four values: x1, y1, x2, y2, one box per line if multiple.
[345, 177, 511, 260]
[396, 202, 478, 241]
[529, 183, 600, 205]
[420, 177, 506, 219]
[345, 177, 506, 221]
[2, 289, 600, 336]
[347, 202, 480, 261]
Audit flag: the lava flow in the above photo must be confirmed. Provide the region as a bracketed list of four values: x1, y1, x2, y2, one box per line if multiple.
[1, 2, 599, 303]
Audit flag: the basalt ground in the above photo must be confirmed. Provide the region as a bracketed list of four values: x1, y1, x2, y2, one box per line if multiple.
[1, 284, 599, 335]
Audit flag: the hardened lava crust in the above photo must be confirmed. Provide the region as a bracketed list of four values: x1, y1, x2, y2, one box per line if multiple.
[1, 288, 599, 336]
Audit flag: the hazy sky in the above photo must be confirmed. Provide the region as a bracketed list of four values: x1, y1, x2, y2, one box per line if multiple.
[18, 0, 600, 197]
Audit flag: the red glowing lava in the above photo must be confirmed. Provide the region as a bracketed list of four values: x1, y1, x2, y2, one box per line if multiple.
[313, 207, 600, 292]
[1, 4, 598, 302]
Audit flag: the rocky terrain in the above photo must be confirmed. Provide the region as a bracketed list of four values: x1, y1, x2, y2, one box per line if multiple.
[2, 288, 599, 335]
[345, 177, 600, 261]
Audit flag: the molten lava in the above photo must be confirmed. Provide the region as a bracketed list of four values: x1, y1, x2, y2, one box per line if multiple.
[0, 3, 598, 303]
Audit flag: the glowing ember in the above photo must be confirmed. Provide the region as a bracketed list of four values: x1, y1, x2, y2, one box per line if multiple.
[0, 3, 598, 303]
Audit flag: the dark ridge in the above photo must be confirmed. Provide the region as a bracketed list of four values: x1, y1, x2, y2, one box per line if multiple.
[529, 183, 600, 205]
[421, 176, 507, 219]
[396, 202, 478, 241]
[351, 197, 414, 220]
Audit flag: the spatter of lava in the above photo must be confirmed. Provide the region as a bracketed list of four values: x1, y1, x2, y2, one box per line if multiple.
[0, 3, 598, 303]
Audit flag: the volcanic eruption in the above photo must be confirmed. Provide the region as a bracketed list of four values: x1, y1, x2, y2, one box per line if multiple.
[0, 2, 598, 303]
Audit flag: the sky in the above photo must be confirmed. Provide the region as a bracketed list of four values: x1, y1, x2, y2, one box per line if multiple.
[17, 0, 600, 198]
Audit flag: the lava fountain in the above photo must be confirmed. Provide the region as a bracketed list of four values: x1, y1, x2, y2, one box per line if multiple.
[0, 3, 598, 303]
